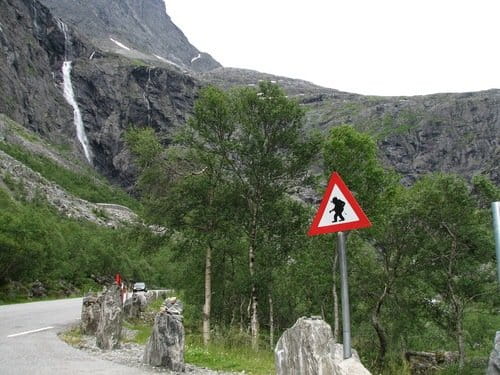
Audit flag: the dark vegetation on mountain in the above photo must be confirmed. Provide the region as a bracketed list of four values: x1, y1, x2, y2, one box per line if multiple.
[0, 0, 499, 373]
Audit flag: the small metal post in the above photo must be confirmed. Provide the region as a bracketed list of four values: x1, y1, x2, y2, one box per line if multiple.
[492, 202, 500, 284]
[337, 231, 352, 359]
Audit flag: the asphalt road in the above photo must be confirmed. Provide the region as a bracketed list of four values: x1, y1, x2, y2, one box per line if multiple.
[0, 298, 150, 374]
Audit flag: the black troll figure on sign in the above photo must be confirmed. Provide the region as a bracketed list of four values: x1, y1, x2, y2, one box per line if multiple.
[329, 197, 345, 223]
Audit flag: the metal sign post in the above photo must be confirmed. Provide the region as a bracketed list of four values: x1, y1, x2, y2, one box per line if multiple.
[337, 231, 352, 359]
[493, 202, 500, 283]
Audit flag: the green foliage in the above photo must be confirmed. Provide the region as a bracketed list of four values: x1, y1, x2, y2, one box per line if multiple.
[472, 174, 500, 208]
[123, 127, 163, 169]
[122, 84, 499, 371]
[0, 186, 164, 297]
[0, 141, 140, 210]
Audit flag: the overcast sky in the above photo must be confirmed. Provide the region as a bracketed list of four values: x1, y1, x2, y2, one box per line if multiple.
[165, 0, 500, 96]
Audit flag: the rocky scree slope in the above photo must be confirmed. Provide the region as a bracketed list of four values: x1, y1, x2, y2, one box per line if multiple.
[1, 0, 498, 193]
[0, 114, 138, 226]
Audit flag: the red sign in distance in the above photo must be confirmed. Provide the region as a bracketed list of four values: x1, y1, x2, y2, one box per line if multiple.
[308, 172, 371, 236]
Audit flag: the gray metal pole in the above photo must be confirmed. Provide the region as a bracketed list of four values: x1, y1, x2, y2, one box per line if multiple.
[337, 231, 352, 359]
[493, 202, 500, 284]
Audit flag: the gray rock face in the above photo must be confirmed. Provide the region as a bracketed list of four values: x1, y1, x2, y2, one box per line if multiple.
[275, 317, 370, 375]
[81, 292, 102, 335]
[96, 285, 122, 350]
[123, 293, 147, 319]
[39, 0, 221, 72]
[488, 331, 500, 375]
[143, 300, 185, 371]
[71, 60, 198, 186]
[300, 89, 500, 185]
[0, 0, 84, 154]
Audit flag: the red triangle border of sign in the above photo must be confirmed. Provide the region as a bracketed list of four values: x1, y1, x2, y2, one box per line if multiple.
[308, 172, 372, 236]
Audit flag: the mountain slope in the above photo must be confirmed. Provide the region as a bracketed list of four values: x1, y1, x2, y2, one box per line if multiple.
[1, 0, 498, 190]
[39, 0, 221, 72]
[0, 114, 139, 226]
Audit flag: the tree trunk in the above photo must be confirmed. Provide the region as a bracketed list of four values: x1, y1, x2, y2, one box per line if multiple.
[239, 298, 246, 333]
[249, 208, 259, 350]
[202, 245, 212, 346]
[451, 294, 465, 368]
[332, 251, 339, 341]
[269, 293, 274, 349]
[371, 285, 389, 368]
[250, 281, 259, 349]
[456, 315, 465, 368]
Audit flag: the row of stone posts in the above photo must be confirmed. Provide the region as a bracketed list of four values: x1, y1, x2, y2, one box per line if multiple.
[80, 285, 185, 371]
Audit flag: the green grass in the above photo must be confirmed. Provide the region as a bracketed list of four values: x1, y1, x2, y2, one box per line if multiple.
[59, 326, 83, 346]
[0, 141, 141, 210]
[123, 321, 153, 345]
[0, 114, 41, 143]
[185, 334, 275, 375]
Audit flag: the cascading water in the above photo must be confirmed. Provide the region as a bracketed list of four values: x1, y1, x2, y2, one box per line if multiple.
[62, 61, 92, 162]
[57, 19, 92, 163]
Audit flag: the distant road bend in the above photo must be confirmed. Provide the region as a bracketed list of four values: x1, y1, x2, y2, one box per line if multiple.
[0, 298, 150, 374]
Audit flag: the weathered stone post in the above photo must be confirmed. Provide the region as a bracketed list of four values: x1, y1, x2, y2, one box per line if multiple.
[96, 284, 122, 349]
[80, 291, 102, 335]
[487, 331, 500, 375]
[143, 297, 185, 372]
[123, 292, 147, 319]
[275, 316, 371, 375]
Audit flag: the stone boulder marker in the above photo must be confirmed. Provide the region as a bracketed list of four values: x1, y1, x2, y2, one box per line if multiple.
[123, 292, 147, 319]
[81, 292, 102, 335]
[275, 317, 371, 375]
[96, 284, 122, 350]
[143, 297, 185, 372]
[487, 331, 500, 375]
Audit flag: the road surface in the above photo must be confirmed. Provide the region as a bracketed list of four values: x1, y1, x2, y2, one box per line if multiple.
[0, 298, 151, 374]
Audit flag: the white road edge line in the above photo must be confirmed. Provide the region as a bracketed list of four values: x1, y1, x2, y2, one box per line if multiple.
[7, 326, 54, 338]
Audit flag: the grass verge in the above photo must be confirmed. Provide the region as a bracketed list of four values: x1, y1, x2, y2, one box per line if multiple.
[185, 334, 275, 375]
[59, 326, 83, 346]
[123, 320, 153, 345]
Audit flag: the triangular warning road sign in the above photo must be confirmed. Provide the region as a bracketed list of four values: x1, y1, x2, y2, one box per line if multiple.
[308, 172, 371, 236]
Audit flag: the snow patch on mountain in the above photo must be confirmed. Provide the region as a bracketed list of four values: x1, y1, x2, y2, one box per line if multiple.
[191, 53, 201, 63]
[154, 54, 182, 68]
[110, 38, 131, 51]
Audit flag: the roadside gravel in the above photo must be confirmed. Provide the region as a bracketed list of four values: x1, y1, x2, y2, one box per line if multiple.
[72, 333, 244, 375]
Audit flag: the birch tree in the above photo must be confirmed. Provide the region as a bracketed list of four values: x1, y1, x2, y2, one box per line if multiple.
[186, 82, 317, 348]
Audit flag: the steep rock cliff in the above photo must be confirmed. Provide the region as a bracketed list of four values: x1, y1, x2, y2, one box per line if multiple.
[71, 56, 198, 185]
[39, 0, 221, 72]
[0, 0, 85, 146]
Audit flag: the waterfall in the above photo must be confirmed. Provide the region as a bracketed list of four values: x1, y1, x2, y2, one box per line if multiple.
[56, 19, 71, 60]
[62, 61, 92, 162]
[57, 19, 92, 163]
